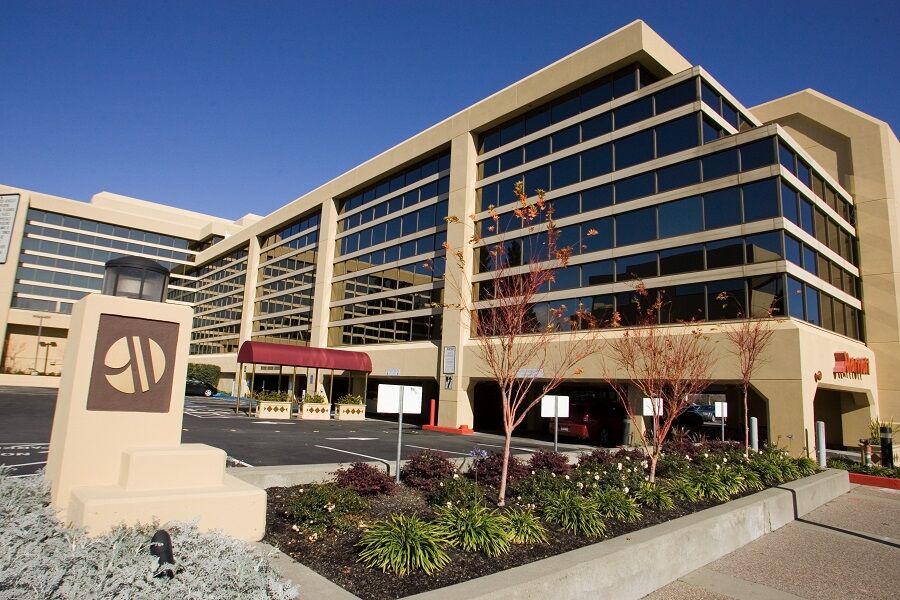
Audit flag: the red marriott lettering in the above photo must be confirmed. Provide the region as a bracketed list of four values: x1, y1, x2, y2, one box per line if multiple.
[833, 352, 870, 379]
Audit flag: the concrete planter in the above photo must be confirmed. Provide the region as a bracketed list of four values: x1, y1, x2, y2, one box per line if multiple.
[256, 469, 849, 600]
[334, 404, 365, 420]
[256, 400, 293, 420]
[871, 443, 900, 466]
[299, 402, 330, 420]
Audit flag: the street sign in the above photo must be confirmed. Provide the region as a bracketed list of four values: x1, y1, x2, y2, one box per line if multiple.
[444, 375, 452, 390]
[540, 395, 570, 418]
[642, 397, 663, 416]
[385, 368, 401, 376]
[714, 401, 729, 418]
[516, 368, 544, 379]
[376, 384, 423, 414]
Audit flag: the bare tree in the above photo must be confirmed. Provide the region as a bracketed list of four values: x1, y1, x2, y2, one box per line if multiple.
[442, 181, 603, 505]
[2, 340, 26, 374]
[716, 291, 777, 458]
[604, 284, 716, 482]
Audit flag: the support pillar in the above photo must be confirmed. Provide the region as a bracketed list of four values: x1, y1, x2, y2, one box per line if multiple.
[751, 378, 817, 457]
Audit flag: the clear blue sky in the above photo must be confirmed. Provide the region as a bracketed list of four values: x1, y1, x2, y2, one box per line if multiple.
[2, 0, 897, 220]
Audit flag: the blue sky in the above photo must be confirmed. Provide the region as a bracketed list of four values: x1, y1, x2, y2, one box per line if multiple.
[2, 1, 897, 220]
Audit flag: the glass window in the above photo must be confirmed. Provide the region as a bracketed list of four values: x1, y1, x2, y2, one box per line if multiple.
[401, 212, 417, 237]
[550, 194, 580, 218]
[588, 293, 615, 324]
[805, 286, 821, 326]
[781, 182, 799, 224]
[500, 120, 525, 146]
[581, 112, 613, 140]
[814, 209, 829, 246]
[617, 252, 658, 280]
[663, 283, 706, 323]
[701, 81, 720, 111]
[551, 155, 580, 189]
[525, 137, 551, 162]
[659, 244, 704, 275]
[552, 266, 580, 291]
[812, 174, 826, 200]
[385, 218, 401, 239]
[551, 125, 580, 152]
[740, 138, 775, 171]
[787, 276, 805, 319]
[816, 254, 829, 282]
[702, 149, 739, 181]
[654, 79, 696, 114]
[703, 187, 742, 230]
[657, 160, 701, 192]
[525, 108, 551, 134]
[523, 165, 550, 194]
[582, 260, 614, 286]
[480, 131, 500, 154]
[746, 231, 782, 263]
[784, 234, 802, 265]
[614, 129, 654, 169]
[707, 278, 745, 320]
[615, 172, 655, 203]
[750, 275, 784, 318]
[580, 217, 613, 253]
[500, 148, 523, 171]
[614, 97, 652, 129]
[799, 198, 815, 236]
[612, 69, 637, 98]
[581, 184, 613, 212]
[616, 207, 656, 246]
[820, 295, 834, 332]
[803, 246, 818, 275]
[658, 196, 702, 238]
[655, 114, 699, 157]
[702, 117, 723, 143]
[551, 95, 580, 123]
[797, 160, 812, 187]
[778, 142, 796, 173]
[418, 204, 436, 230]
[581, 144, 613, 180]
[742, 178, 779, 222]
[722, 101, 739, 128]
[581, 79, 614, 110]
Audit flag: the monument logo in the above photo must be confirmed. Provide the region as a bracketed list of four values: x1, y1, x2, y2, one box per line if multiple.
[86, 315, 179, 412]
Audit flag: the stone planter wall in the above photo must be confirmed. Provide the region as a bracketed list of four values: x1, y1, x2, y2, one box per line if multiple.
[334, 404, 365, 420]
[256, 400, 293, 420]
[299, 403, 330, 420]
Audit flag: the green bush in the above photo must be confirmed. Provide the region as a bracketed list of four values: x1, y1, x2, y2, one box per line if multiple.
[333, 463, 395, 496]
[501, 508, 548, 544]
[827, 457, 900, 479]
[336, 393, 364, 405]
[541, 488, 605, 538]
[435, 504, 510, 557]
[303, 392, 328, 404]
[665, 475, 699, 503]
[513, 470, 567, 505]
[794, 456, 819, 477]
[187, 363, 221, 388]
[288, 483, 367, 534]
[688, 469, 730, 502]
[428, 475, 484, 508]
[255, 390, 292, 403]
[357, 515, 450, 576]
[401, 449, 457, 493]
[632, 482, 675, 511]
[592, 487, 642, 521]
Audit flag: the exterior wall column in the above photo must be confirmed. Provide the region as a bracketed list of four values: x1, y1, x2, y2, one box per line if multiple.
[235, 235, 260, 395]
[310, 198, 338, 349]
[752, 378, 817, 457]
[436, 132, 477, 429]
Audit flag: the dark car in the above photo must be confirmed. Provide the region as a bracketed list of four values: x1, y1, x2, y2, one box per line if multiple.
[185, 378, 218, 397]
[686, 404, 716, 422]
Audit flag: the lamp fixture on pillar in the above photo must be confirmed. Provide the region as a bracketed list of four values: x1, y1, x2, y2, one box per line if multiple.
[102, 257, 169, 302]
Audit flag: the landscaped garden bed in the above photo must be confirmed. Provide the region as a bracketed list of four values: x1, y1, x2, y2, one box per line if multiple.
[827, 456, 900, 489]
[263, 441, 820, 600]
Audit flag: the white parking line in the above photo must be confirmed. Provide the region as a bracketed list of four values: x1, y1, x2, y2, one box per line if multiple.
[227, 457, 254, 467]
[0, 460, 47, 467]
[0, 442, 49, 446]
[476, 442, 538, 453]
[405, 444, 469, 456]
[314, 445, 391, 464]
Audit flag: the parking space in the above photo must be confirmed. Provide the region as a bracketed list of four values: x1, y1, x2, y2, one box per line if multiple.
[0, 387, 592, 476]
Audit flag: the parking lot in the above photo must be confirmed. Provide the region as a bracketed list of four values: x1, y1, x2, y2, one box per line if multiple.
[0, 387, 591, 477]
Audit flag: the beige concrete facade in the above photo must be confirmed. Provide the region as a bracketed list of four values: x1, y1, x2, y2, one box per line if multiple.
[2, 21, 895, 454]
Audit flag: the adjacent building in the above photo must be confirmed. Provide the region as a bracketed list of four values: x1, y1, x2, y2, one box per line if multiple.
[2, 21, 897, 453]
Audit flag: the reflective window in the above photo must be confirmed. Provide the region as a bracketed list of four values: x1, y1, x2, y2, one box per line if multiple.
[784, 234, 802, 265]
[742, 178, 779, 222]
[657, 159, 701, 192]
[659, 244, 704, 275]
[655, 114, 699, 157]
[581, 184, 613, 212]
[803, 245, 818, 275]
[617, 252, 658, 280]
[707, 279, 745, 320]
[525, 137, 551, 162]
[500, 148, 524, 171]
[615, 172, 655, 203]
[805, 286, 821, 326]
[523, 165, 550, 193]
[582, 113, 613, 140]
[745, 231, 782, 263]
[615, 207, 656, 246]
[582, 260, 614, 286]
[702, 149, 739, 181]
[749, 275, 784, 318]
[614, 129, 654, 169]
[658, 196, 702, 238]
[781, 182, 799, 224]
[581, 217, 613, 253]
[614, 97, 653, 129]
[787, 276, 805, 319]
[703, 187, 742, 230]
[799, 198, 815, 236]
[705, 238, 744, 269]
[581, 144, 613, 180]
[550, 194, 580, 219]
[552, 125, 580, 152]
[552, 155, 581, 189]
[654, 79, 696, 114]
[663, 283, 706, 323]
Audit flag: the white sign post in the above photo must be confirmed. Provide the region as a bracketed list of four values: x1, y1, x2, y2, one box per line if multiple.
[377, 384, 423, 483]
[541, 395, 570, 452]
[714, 401, 728, 441]
[643, 398, 663, 447]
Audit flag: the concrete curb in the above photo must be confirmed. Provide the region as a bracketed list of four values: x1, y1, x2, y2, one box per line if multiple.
[259, 468, 849, 600]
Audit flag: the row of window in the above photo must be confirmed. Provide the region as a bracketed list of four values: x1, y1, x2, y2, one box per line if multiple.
[258, 250, 317, 282]
[189, 337, 240, 356]
[332, 258, 446, 302]
[332, 289, 442, 321]
[16, 265, 100, 291]
[172, 275, 246, 305]
[259, 232, 319, 262]
[329, 314, 442, 346]
[27, 209, 192, 249]
[781, 181, 855, 263]
[260, 212, 320, 250]
[11, 296, 72, 314]
[19, 236, 182, 273]
[478, 64, 657, 154]
[257, 271, 315, 299]
[785, 275, 860, 339]
[333, 230, 447, 277]
[250, 331, 310, 347]
[255, 294, 313, 316]
[23, 223, 193, 262]
[177, 247, 249, 282]
[699, 80, 755, 132]
[13, 282, 87, 302]
[341, 176, 450, 232]
[785, 234, 858, 297]
[19, 252, 106, 276]
[477, 117, 770, 211]
[193, 308, 244, 330]
[337, 200, 449, 257]
[339, 151, 451, 214]
[778, 142, 853, 223]
[252, 312, 312, 333]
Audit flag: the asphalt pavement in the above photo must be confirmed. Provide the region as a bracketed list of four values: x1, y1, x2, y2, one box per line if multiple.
[0, 387, 592, 476]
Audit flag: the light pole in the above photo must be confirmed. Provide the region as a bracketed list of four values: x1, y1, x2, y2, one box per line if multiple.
[40, 341, 57, 375]
[33, 314, 50, 373]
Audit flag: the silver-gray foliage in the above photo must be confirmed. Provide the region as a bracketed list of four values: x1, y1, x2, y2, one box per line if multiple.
[0, 469, 298, 599]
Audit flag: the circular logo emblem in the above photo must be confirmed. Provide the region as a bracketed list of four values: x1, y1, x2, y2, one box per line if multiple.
[104, 336, 167, 394]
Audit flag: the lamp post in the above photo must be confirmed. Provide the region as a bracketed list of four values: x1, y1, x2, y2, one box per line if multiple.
[102, 256, 170, 302]
[39, 341, 57, 375]
[33, 314, 50, 373]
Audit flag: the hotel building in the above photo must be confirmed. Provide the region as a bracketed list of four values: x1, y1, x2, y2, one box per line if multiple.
[2, 21, 897, 453]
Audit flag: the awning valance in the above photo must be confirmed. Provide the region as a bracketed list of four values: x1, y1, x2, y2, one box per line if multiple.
[237, 341, 372, 373]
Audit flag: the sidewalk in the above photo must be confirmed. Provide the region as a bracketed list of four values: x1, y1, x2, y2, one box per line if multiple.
[644, 485, 900, 600]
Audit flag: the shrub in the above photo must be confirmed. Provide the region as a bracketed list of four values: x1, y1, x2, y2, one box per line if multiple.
[748, 446, 802, 486]
[0, 469, 297, 599]
[688, 469, 730, 502]
[577, 448, 615, 467]
[255, 390, 292, 403]
[501, 508, 548, 544]
[592, 487, 642, 521]
[794, 456, 819, 477]
[435, 504, 510, 557]
[356, 514, 450, 576]
[541, 488, 605, 538]
[303, 392, 328, 404]
[334, 463, 395, 496]
[428, 475, 484, 508]
[336, 394, 364, 405]
[512, 470, 567, 505]
[717, 463, 763, 495]
[467, 451, 529, 488]
[527, 449, 572, 476]
[632, 482, 675, 511]
[401, 449, 456, 493]
[187, 363, 221, 388]
[827, 457, 900, 479]
[288, 483, 367, 533]
[665, 475, 699, 503]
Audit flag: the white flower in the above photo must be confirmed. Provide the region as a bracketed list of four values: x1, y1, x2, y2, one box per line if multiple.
[452, 473, 459, 479]
[703, 453, 709, 458]
[564, 475, 570, 480]
[446, 501, 452, 507]
[686, 456, 693, 462]
[576, 482, 584, 489]
[551, 472, 557, 478]
[531, 470, 536, 475]
[715, 464, 721, 470]
[722, 457, 728, 463]
[594, 474, 600, 481]
[439, 482, 444, 487]
[641, 461, 648, 468]
[617, 463, 623, 471]
[291, 524, 300, 532]
[644, 476, 649, 481]
[623, 487, 629, 494]
[517, 496, 522, 501]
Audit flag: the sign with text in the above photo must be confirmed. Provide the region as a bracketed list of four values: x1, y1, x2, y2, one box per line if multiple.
[376, 384, 422, 414]
[516, 368, 545, 379]
[714, 401, 729, 418]
[385, 368, 401, 377]
[442, 346, 456, 374]
[833, 352, 870, 379]
[0, 194, 20, 264]
[642, 397, 663, 416]
[540, 395, 570, 418]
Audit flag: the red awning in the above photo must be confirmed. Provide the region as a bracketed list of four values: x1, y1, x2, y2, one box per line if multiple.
[237, 341, 372, 373]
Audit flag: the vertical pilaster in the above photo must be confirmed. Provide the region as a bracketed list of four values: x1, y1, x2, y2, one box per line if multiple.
[753, 378, 817, 457]
[310, 198, 338, 349]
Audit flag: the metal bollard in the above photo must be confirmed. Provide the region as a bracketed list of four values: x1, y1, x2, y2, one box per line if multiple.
[880, 426, 894, 468]
[750, 417, 759, 452]
[815, 421, 827, 468]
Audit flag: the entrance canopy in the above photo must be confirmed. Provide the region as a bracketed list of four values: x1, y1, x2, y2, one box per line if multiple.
[237, 341, 372, 373]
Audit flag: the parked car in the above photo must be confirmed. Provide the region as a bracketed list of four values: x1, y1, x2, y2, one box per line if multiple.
[686, 404, 716, 422]
[185, 378, 218, 397]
